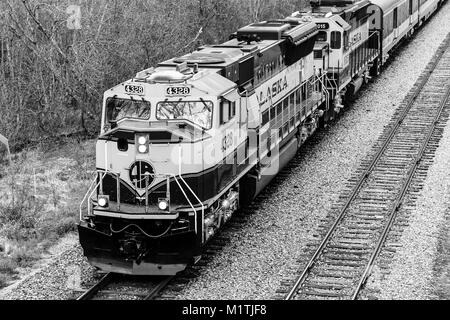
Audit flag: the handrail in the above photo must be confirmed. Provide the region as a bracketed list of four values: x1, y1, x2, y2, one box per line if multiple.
[348, 31, 380, 76]
[169, 173, 199, 234]
[318, 74, 330, 111]
[79, 172, 102, 221]
[310, 72, 332, 113]
[177, 174, 206, 240]
[80, 169, 204, 237]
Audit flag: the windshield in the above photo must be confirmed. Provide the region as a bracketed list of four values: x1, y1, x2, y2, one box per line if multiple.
[106, 98, 151, 123]
[157, 100, 213, 129]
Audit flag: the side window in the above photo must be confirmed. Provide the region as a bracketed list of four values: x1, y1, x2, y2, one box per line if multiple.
[229, 101, 236, 119]
[331, 31, 342, 49]
[220, 101, 230, 125]
[317, 31, 327, 42]
[221, 100, 236, 125]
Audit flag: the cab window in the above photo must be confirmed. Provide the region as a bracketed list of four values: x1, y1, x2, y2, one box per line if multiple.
[220, 100, 236, 125]
[331, 31, 342, 49]
[317, 31, 327, 42]
[220, 101, 229, 124]
[157, 100, 213, 129]
[106, 98, 151, 123]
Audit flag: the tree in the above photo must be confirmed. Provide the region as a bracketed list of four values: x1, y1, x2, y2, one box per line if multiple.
[0, 0, 308, 150]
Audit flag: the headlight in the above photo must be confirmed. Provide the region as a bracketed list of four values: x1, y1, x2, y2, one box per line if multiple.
[136, 135, 149, 154]
[138, 145, 148, 153]
[98, 196, 109, 208]
[158, 199, 169, 211]
[138, 136, 147, 145]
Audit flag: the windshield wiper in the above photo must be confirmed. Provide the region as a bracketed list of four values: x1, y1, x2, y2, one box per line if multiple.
[200, 98, 211, 111]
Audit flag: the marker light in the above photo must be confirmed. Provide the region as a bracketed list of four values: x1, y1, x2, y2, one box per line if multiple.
[98, 196, 109, 208]
[138, 145, 148, 153]
[158, 199, 169, 211]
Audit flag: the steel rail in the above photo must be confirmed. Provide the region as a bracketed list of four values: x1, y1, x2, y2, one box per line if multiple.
[352, 83, 450, 300]
[285, 37, 450, 301]
[143, 276, 175, 300]
[76, 272, 114, 300]
[76, 273, 174, 300]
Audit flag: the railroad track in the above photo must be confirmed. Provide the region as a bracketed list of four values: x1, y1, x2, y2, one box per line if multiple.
[283, 34, 450, 300]
[76, 273, 174, 300]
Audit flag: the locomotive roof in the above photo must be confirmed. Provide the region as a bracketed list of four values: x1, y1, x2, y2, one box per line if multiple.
[114, 17, 317, 94]
[307, 0, 371, 15]
[159, 18, 317, 70]
[113, 69, 237, 99]
[292, 11, 351, 31]
[159, 39, 278, 69]
[369, 0, 401, 12]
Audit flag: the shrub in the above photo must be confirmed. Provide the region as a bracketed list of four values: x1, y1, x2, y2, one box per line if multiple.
[54, 217, 77, 237]
[0, 273, 11, 288]
[0, 258, 18, 274]
[10, 245, 41, 268]
[0, 0, 308, 151]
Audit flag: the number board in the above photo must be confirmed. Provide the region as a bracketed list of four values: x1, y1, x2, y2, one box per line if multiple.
[316, 23, 329, 30]
[166, 86, 191, 96]
[125, 84, 144, 96]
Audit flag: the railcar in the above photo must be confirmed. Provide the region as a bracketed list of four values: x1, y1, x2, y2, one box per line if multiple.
[78, 0, 445, 275]
[368, 0, 443, 64]
[418, 0, 442, 25]
[293, 0, 443, 105]
[78, 17, 331, 275]
[292, 0, 381, 109]
[368, 0, 420, 64]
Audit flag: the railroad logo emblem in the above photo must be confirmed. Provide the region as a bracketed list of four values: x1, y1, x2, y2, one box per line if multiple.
[129, 161, 155, 189]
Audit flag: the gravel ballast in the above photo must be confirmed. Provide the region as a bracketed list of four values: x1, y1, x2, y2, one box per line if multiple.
[0, 235, 96, 300]
[173, 4, 450, 300]
[364, 99, 450, 300]
[0, 4, 449, 300]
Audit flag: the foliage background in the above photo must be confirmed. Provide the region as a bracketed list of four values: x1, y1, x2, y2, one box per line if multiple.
[0, 0, 308, 150]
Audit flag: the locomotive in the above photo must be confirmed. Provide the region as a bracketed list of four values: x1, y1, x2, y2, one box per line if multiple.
[78, 0, 444, 275]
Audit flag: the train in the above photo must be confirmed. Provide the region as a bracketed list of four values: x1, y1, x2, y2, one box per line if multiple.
[78, 0, 445, 275]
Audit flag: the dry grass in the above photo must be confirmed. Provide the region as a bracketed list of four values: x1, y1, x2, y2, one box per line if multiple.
[0, 137, 96, 288]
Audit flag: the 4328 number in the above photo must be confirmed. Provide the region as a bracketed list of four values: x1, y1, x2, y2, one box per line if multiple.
[166, 87, 191, 96]
[125, 85, 144, 95]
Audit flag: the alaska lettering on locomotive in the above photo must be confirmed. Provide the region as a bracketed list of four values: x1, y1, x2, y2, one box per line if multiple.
[257, 76, 289, 106]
